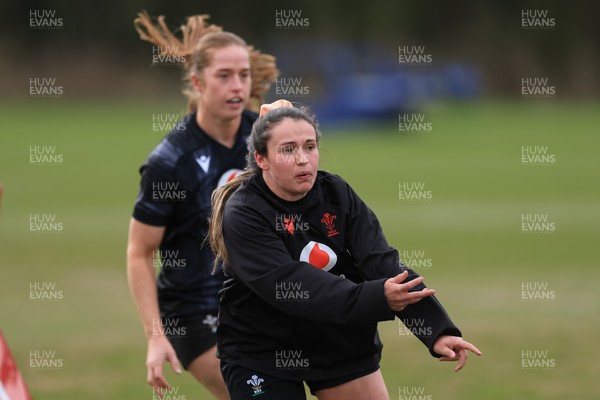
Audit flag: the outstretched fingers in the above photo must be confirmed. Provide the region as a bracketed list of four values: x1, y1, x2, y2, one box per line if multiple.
[384, 273, 435, 311]
[436, 337, 482, 372]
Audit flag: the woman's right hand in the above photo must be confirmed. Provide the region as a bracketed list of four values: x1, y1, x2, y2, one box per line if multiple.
[383, 271, 436, 311]
[146, 335, 182, 397]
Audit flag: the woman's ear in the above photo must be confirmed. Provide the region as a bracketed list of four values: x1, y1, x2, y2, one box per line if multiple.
[190, 72, 204, 93]
[255, 150, 268, 171]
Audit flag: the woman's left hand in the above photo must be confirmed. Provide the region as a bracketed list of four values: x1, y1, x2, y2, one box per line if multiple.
[433, 335, 482, 372]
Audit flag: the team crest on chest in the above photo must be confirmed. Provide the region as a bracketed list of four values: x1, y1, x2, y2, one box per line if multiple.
[321, 212, 340, 237]
[299, 241, 337, 271]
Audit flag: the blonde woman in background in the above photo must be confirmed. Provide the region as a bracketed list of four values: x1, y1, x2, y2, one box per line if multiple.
[126, 12, 277, 399]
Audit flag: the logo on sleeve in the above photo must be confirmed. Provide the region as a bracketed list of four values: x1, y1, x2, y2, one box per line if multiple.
[218, 168, 243, 187]
[300, 241, 337, 271]
[321, 212, 340, 237]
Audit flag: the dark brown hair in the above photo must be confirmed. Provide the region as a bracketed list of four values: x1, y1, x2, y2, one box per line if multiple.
[208, 106, 321, 271]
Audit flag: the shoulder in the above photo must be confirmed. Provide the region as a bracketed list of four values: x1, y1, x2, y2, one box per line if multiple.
[315, 170, 354, 203]
[226, 175, 265, 212]
[225, 175, 276, 218]
[143, 113, 205, 171]
[238, 109, 258, 137]
[242, 109, 259, 124]
[222, 178, 272, 234]
[316, 170, 348, 187]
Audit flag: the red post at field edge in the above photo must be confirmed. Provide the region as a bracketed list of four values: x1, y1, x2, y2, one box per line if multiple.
[0, 331, 32, 400]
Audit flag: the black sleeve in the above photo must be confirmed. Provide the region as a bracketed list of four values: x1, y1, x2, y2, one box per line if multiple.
[132, 160, 176, 227]
[395, 264, 463, 357]
[344, 183, 462, 357]
[223, 201, 396, 325]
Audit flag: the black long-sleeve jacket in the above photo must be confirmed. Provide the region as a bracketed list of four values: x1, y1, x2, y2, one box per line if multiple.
[217, 171, 461, 380]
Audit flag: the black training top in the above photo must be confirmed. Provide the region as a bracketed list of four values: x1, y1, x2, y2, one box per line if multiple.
[217, 170, 461, 381]
[132, 110, 256, 319]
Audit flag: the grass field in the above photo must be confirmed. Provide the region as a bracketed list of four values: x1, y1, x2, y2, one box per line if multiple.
[1, 99, 598, 399]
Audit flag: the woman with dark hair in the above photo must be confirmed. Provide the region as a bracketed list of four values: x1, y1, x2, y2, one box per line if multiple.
[208, 101, 481, 400]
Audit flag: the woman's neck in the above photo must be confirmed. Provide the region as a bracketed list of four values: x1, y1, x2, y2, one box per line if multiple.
[196, 109, 241, 149]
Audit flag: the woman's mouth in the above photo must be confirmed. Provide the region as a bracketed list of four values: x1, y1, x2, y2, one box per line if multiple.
[296, 171, 312, 180]
[226, 97, 243, 104]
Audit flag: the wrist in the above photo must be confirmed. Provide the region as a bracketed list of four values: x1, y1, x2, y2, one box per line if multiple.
[146, 319, 166, 339]
[148, 332, 169, 342]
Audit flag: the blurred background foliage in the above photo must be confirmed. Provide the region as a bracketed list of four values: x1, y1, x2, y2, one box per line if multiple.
[1, 0, 599, 106]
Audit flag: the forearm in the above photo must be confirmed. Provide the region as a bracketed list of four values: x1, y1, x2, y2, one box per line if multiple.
[396, 266, 462, 356]
[232, 256, 395, 324]
[127, 253, 163, 339]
